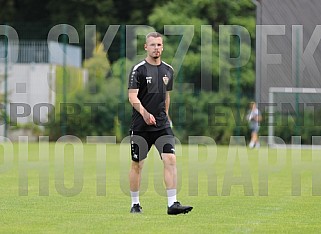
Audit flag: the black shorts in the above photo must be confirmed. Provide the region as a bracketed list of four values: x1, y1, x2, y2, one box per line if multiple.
[130, 128, 175, 162]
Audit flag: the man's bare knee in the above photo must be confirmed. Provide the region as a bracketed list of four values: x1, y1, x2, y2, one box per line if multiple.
[131, 161, 144, 173]
[162, 153, 176, 165]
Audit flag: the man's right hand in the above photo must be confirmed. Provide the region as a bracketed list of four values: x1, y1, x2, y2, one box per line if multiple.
[143, 111, 156, 126]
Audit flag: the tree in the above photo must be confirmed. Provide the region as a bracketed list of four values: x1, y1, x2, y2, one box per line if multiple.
[45, 42, 130, 140]
[83, 43, 111, 91]
[0, 0, 15, 22]
[147, 0, 256, 94]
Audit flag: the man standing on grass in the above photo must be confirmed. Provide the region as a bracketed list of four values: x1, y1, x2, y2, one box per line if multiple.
[128, 32, 193, 215]
[247, 101, 261, 148]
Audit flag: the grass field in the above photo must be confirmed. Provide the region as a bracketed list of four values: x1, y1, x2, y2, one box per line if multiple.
[1, 142, 321, 233]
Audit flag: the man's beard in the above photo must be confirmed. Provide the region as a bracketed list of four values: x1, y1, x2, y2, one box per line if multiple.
[152, 50, 161, 59]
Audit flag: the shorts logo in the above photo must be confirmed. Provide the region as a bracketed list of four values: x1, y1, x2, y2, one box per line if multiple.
[163, 75, 169, 85]
[146, 77, 152, 84]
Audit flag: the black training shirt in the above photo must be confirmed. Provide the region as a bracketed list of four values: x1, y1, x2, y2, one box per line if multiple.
[128, 60, 174, 131]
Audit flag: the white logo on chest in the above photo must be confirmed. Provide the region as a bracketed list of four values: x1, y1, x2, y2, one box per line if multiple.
[146, 76, 152, 84]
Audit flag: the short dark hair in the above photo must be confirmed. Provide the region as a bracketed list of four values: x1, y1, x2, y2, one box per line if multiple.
[146, 32, 163, 41]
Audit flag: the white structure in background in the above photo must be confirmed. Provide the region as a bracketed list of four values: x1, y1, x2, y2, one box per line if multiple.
[252, 0, 321, 104]
[0, 40, 87, 141]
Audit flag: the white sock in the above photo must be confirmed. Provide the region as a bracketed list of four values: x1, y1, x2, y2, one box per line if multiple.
[130, 191, 140, 206]
[167, 189, 177, 207]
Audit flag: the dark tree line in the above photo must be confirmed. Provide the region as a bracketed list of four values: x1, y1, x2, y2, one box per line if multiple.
[1, 0, 260, 144]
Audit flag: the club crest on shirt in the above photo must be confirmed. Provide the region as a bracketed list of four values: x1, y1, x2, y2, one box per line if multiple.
[163, 76, 169, 85]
